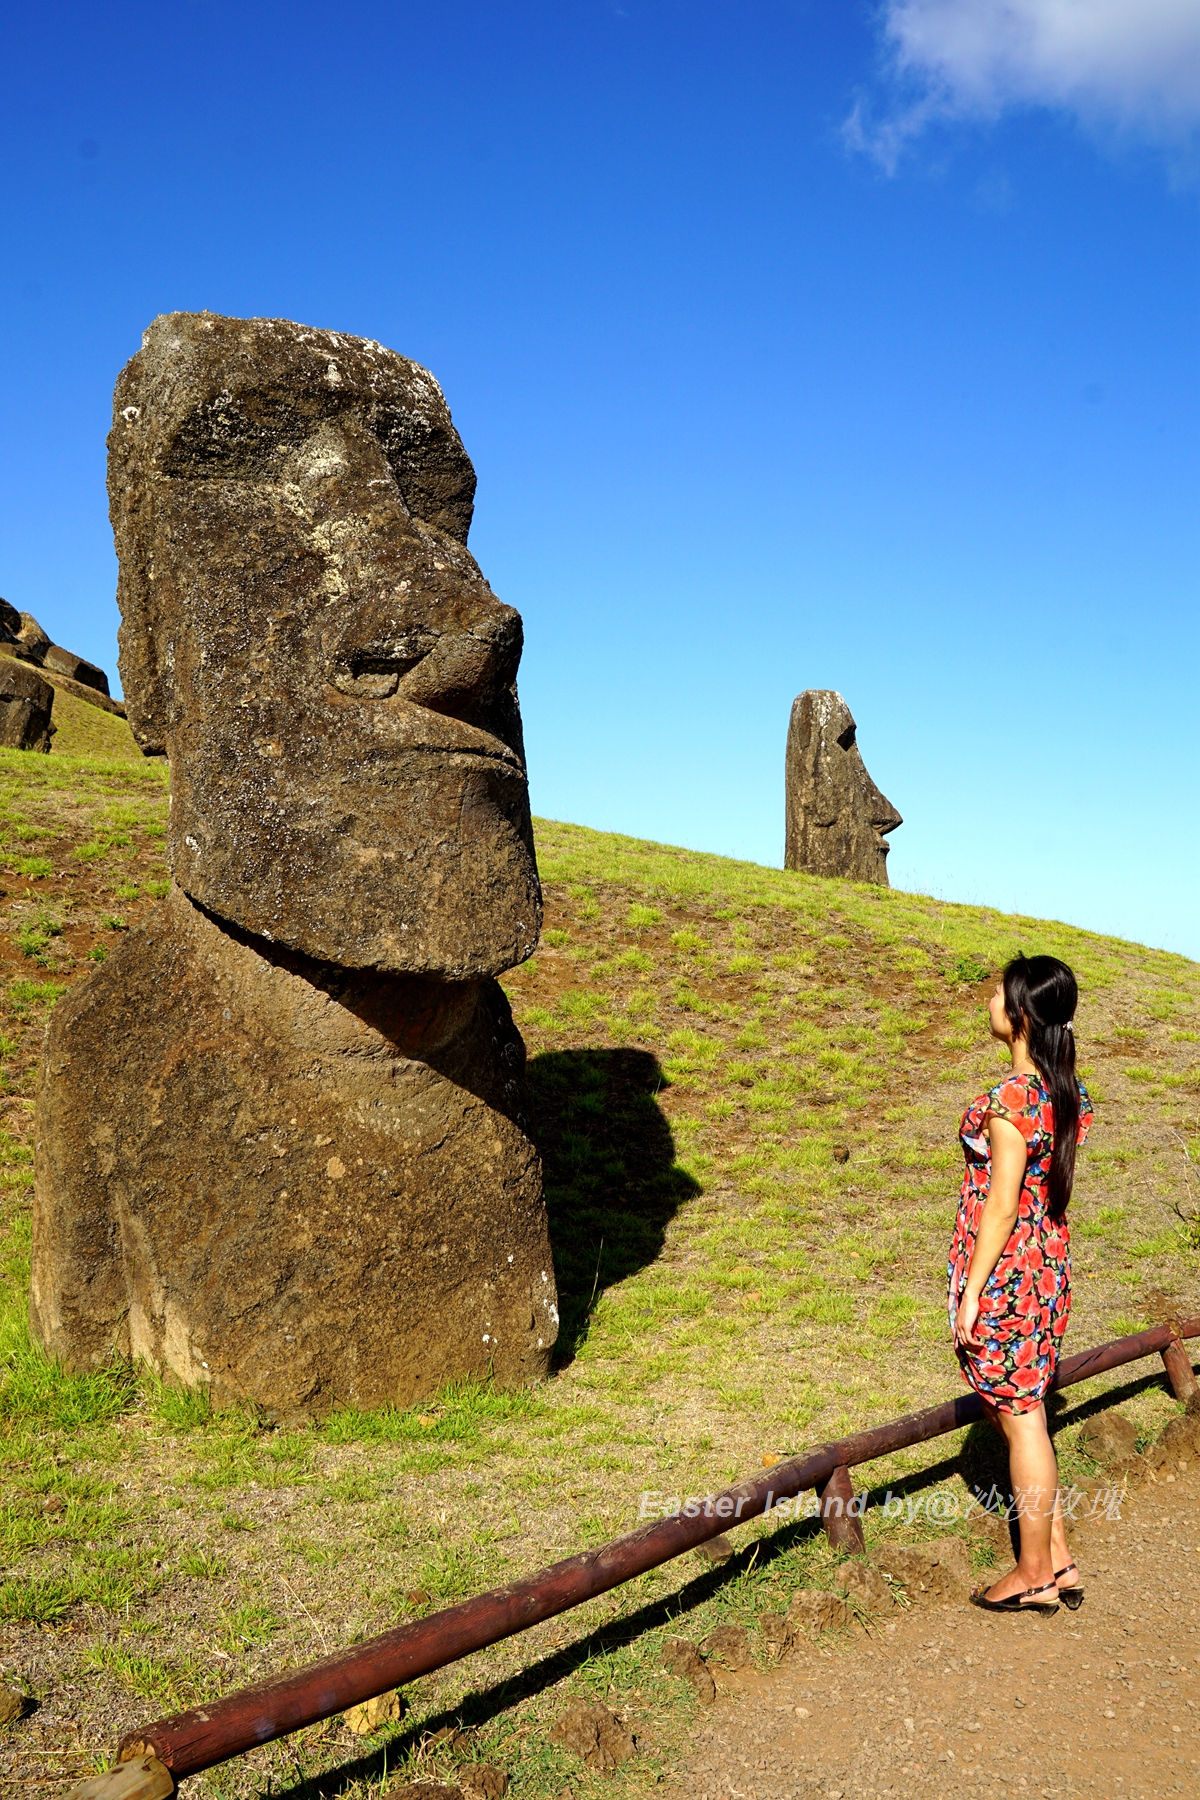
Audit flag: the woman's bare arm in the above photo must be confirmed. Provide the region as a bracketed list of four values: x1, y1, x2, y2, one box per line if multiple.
[955, 1114, 1027, 1350]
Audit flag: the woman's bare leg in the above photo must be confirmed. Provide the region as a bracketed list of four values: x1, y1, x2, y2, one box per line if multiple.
[982, 1397, 1078, 1589]
[983, 1403, 1060, 1603]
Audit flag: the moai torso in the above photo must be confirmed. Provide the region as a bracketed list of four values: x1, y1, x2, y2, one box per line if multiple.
[30, 314, 559, 1417]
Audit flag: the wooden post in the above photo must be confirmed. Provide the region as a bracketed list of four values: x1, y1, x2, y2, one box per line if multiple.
[817, 1463, 865, 1556]
[1161, 1330, 1200, 1407]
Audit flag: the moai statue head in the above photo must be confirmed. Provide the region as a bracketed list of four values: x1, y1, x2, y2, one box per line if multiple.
[109, 313, 540, 977]
[784, 690, 901, 884]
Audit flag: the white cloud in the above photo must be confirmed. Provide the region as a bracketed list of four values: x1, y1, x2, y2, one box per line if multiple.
[850, 0, 1200, 170]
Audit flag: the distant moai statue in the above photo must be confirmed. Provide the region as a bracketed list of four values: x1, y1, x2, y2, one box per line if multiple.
[784, 690, 901, 884]
[31, 313, 559, 1418]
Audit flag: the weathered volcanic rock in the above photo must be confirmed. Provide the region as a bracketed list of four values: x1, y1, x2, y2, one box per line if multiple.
[549, 1701, 635, 1771]
[34, 312, 555, 1414]
[458, 1767, 509, 1800]
[661, 1635, 716, 1702]
[0, 1685, 30, 1724]
[784, 690, 901, 884]
[871, 1539, 972, 1601]
[0, 660, 55, 752]
[701, 1623, 750, 1670]
[108, 312, 540, 977]
[15, 611, 51, 665]
[31, 886, 557, 1417]
[42, 644, 110, 694]
[784, 1588, 849, 1637]
[0, 598, 112, 701]
[835, 1559, 894, 1611]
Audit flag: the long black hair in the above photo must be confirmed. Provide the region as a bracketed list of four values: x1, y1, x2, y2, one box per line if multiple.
[1002, 954, 1080, 1222]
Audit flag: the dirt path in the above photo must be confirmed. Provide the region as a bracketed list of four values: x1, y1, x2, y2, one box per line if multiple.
[660, 1467, 1199, 1800]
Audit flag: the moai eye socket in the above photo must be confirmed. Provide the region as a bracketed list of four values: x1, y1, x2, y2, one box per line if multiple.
[161, 392, 311, 479]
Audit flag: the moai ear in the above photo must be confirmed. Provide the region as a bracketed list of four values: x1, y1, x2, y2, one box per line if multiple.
[109, 355, 169, 756]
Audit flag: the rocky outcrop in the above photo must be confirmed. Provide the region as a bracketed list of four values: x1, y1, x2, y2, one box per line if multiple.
[0, 597, 112, 700]
[0, 660, 55, 752]
[784, 1589, 850, 1637]
[31, 312, 557, 1415]
[784, 690, 901, 884]
[14, 612, 51, 665]
[43, 644, 111, 694]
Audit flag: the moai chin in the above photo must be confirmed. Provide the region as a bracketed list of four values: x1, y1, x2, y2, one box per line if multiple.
[30, 314, 559, 1417]
[784, 690, 901, 885]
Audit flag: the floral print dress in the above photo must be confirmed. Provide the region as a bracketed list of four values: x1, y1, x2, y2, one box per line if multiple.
[947, 1071, 1093, 1413]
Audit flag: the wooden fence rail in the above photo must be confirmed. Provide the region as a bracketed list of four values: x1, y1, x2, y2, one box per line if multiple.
[72, 1314, 1199, 1796]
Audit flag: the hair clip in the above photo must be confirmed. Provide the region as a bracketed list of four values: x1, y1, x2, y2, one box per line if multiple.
[1064, 1020, 1074, 1032]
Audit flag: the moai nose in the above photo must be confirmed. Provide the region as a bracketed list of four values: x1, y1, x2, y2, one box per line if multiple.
[395, 610, 521, 721]
[330, 602, 522, 738]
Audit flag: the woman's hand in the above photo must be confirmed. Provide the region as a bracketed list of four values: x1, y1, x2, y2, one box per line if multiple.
[955, 1289, 983, 1351]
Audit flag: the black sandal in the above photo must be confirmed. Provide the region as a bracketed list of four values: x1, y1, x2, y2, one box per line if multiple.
[1054, 1563, 1084, 1611]
[970, 1578, 1060, 1616]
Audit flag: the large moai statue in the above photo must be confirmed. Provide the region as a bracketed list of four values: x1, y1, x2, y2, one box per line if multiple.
[784, 690, 901, 884]
[30, 313, 559, 1418]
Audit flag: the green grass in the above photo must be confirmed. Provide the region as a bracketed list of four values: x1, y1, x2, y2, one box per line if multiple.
[0, 1575, 77, 1622]
[44, 688, 145, 760]
[177, 1548, 230, 1580]
[5, 854, 53, 879]
[83, 1644, 206, 1710]
[8, 976, 66, 1010]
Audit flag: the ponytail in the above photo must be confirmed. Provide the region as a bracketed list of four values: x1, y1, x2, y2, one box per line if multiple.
[1002, 954, 1080, 1223]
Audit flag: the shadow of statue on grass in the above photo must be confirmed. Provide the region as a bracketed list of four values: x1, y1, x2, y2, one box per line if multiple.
[527, 1047, 700, 1366]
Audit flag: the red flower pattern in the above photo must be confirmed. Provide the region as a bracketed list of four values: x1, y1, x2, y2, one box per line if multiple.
[947, 1072, 1093, 1414]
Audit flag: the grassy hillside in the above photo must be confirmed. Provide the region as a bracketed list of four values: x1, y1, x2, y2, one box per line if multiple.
[519, 822, 1200, 1402]
[0, 765, 1196, 1799]
[46, 688, 144, 761]
[0, 642, 143, 762]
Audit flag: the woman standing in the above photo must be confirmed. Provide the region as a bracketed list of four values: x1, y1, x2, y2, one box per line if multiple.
[948, 953, 1093, 1615]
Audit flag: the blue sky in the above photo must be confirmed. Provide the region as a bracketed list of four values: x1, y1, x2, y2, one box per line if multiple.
[2, 2, 1198, 957]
